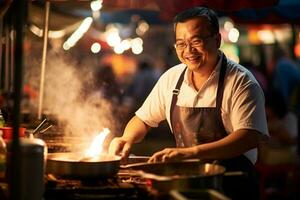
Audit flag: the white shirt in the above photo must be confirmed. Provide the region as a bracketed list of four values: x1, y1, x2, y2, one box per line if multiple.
[136, 53, 269, 163]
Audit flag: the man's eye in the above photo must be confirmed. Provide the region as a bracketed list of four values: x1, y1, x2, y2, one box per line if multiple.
[191, 40, 203, 46]
[176, 43, 185, 48]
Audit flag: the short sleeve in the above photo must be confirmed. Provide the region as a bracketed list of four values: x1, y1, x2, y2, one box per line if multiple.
[135, 74, 168, 127]
[230, 82, 269, 136]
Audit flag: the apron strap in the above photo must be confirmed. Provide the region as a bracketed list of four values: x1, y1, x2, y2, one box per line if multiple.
[215, 55, 227, 132]
[170, 67, 187, 132]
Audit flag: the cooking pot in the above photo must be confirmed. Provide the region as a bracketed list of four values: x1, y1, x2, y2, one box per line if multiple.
[121, 159, 243, 192]
[46, 152, 121, 179]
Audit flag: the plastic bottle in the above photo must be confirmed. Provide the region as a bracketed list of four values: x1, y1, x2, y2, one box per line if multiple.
[0, 110, 5, 127]
[0, 130, 6, 179]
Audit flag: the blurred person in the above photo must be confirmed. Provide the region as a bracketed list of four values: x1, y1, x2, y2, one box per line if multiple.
[109, 7, 268, 199]
[124, 60, 160, 111]
[93, 64, 121, 104]
[241, 61, 269, 92]
[260, 89, 299, 164]
[272, 47, 300, 107]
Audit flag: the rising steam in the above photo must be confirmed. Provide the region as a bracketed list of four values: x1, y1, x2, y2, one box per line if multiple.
[24, 50, 120, 152]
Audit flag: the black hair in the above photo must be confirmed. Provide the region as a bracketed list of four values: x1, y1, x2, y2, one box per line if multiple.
[173, 7, 219, 34]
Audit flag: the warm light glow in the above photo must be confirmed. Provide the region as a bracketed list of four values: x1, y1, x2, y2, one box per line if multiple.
[120, 39, 131, 50]
[130, 37, 143, 46]
[257, 30, 275, 44]
[114, 44, 125, 54]
[92, 11, 101, 19]
[29, 24, 66, 39]
[131, 37, 143, 54]
[294, 43, 300, 58]
[90, 0, 103, 11]
[91, 42, 101, 53]
[274, 29, 290, 42]
[228, 28, 239, 43]
[248, 30, 260, 44]
[136, 20, 149, 36]
[106, 28, 121, 47]
[84, 128, 110, 158]
[131, 45, 143, 54]
[224, 21, 234, 31]
[63, 43, 70, 51]
[63, 17, 93, 50]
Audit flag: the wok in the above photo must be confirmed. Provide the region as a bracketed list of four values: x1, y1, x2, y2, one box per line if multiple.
[121, 159, 243, 192]
[46, 152, 121, 179]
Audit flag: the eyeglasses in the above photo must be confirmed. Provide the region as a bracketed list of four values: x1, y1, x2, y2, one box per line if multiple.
[174, 34, 215, 50]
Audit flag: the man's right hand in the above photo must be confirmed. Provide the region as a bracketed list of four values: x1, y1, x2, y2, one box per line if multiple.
[108, 137, 132, 159]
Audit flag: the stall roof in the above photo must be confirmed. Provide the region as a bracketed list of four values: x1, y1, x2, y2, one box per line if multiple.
[221, 0, 300, 24]
[4, 0, 300, 28]
[27, 0, 300, 25]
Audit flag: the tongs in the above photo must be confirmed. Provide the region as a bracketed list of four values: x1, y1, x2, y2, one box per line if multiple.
[31, 118, 53, 135]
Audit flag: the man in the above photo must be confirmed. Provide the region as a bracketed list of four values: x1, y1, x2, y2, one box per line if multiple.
[109, 7, 268, 199]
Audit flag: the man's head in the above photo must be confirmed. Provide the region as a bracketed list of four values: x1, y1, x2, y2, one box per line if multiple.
[173, 7, 221, 73]
[173, 7, 219, 35]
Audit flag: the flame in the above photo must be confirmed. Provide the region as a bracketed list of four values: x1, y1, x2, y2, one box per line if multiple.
[84, 128, 110, 158]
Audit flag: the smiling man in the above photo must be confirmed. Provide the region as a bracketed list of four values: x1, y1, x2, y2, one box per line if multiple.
[109, 7, 268, 200]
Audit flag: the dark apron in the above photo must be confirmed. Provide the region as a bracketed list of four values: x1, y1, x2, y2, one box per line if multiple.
[170, 56, 260, 200]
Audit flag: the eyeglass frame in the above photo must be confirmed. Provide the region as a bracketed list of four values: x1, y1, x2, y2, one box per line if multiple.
[174, 34, 216, 50]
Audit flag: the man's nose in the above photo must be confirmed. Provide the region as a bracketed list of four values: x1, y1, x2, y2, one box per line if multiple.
[186, 43, 196, 52]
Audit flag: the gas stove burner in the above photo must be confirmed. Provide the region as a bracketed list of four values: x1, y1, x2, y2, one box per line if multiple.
[44, 174, 152, 200]
[44, 172, 230, 200]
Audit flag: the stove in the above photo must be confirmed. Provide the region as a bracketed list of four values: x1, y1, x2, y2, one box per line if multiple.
[44, 173, 152, 200]
[43, 171, 230, 200]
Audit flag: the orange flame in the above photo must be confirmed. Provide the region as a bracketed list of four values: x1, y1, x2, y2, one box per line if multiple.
[84, 128, 110, 158]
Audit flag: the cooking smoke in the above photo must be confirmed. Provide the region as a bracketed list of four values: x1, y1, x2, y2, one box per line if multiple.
[24, 51, 121, 153]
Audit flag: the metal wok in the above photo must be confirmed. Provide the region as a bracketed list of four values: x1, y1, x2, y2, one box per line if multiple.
[46, 152, 121, 179]
[121, 159, 243, 192]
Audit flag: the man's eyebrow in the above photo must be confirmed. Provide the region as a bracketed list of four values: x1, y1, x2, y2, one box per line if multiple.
[190, 35, 206, 39]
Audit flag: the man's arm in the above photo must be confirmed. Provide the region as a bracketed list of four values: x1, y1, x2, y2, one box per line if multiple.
[109, 115, 150, 158]
[123, 115, 150, 143]
[148, 129, 266, 162]
[194, 129, 264, 159]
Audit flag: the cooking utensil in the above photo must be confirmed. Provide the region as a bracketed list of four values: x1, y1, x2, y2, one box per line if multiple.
[46, 152, 121, 179]
[38, 124, 53, 134]
[121, 155, 150, 165]
[121, 159, 244, 192]
[32, 118, 47, 135]
[170, 189, 231, 200]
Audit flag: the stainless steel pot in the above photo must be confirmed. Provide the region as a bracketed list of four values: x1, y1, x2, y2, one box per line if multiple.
[46, 152, 121, 179]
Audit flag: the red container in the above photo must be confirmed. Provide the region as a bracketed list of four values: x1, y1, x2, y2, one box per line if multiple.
[0, 127, 26, 140]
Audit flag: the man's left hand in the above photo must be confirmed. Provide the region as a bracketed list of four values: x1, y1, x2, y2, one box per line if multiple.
[148, 147, 197, 163]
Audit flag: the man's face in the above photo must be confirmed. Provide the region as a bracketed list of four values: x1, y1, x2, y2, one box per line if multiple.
[174, 17, 221, 72]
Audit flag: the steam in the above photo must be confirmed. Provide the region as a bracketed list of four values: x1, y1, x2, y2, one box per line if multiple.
[24, 50, 120, 151]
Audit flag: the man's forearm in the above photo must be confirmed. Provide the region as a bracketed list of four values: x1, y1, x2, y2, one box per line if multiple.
[194, 129, 264, 159]
[122, 115, 150, 144]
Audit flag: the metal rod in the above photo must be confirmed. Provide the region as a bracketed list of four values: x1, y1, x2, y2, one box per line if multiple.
[38, 1, 50, 120]
[4, 22, 9, 91]
[32, 118, 47, 134]
[0, 20, 3, 88]
[39, 124, 53, 134]
[11, 0, 27, 199]
[10, 26, 14, 92]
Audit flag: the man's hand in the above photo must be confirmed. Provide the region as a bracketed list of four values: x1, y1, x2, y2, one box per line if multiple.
[148, 147, 198, 163]
[108, 137, 132, 159]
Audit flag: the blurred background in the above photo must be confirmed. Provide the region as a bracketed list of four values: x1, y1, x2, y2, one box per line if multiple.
[0, 1, 300, 199]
